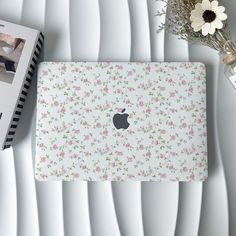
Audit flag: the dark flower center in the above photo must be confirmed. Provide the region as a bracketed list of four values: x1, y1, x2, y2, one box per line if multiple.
[202, 10, 217, 23]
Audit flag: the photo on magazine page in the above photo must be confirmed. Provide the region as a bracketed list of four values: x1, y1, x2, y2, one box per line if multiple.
[0, 32, 25, 84]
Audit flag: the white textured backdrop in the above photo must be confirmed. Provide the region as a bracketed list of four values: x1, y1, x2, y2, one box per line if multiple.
[0, 0, 234, 235]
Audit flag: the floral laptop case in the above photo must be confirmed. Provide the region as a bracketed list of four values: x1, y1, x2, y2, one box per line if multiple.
[35, 62, 208, 181]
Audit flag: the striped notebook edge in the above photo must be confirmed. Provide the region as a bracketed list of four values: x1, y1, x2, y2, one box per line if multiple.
[2, 32, 44, 150]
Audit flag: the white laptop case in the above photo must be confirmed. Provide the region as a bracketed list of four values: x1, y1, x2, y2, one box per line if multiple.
[35, 62, 207, 181]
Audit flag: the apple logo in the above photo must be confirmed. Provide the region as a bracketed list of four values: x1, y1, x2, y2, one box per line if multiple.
[113, 108, 130, 130]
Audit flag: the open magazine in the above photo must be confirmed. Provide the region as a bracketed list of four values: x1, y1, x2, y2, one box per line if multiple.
[0, 20, 44, 150]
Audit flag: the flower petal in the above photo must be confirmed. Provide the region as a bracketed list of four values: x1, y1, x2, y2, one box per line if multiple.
[213, 6, 225, 13]
[195, 3, 204, 11]
[209, 24, 216, 34]
[190, 15, 195, 21]
[202, 23, 211, 36]
[211, 0, 218, 8]
[190, 15, 197, 21]
[193, 24, 203, 32]
[190, 3, 204, 21]
[213, 18, 223, 29]
[191, 7, 204, 18]
[217, 12, 227, 20]
[201, 0, 212, 10]
[192, 18, 205, 27]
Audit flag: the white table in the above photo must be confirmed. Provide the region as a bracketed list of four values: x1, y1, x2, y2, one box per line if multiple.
[0, 0, 235, 235]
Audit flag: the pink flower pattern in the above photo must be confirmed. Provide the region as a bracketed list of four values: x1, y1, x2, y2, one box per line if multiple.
[35, 62, 207, 181]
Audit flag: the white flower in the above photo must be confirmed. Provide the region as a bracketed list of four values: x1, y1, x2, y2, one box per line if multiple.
[190, 0, 227, 36]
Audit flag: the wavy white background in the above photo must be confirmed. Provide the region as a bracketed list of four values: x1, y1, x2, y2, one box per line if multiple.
[0, 0, 235, 235]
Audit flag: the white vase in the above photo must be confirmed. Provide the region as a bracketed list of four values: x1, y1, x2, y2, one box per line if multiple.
[223, 53, 236, 89]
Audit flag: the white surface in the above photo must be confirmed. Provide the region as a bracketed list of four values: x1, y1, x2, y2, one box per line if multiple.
[0, 0, 232, 235]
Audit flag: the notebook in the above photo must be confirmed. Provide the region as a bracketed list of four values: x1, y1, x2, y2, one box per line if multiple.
[35, 62, 208, 181]
[0, 20, 44, 150]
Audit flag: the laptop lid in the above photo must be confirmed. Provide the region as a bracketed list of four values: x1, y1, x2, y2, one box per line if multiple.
[35, 62, 207, 181]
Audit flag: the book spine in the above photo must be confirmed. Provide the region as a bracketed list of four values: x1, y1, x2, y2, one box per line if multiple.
[3, 32, 44, 149]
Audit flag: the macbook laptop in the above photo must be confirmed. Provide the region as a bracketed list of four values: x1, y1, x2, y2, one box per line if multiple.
[35, 62, 207, 181]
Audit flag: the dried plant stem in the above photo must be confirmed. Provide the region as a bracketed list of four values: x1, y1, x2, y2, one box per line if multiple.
[156, 0, 236, 55]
